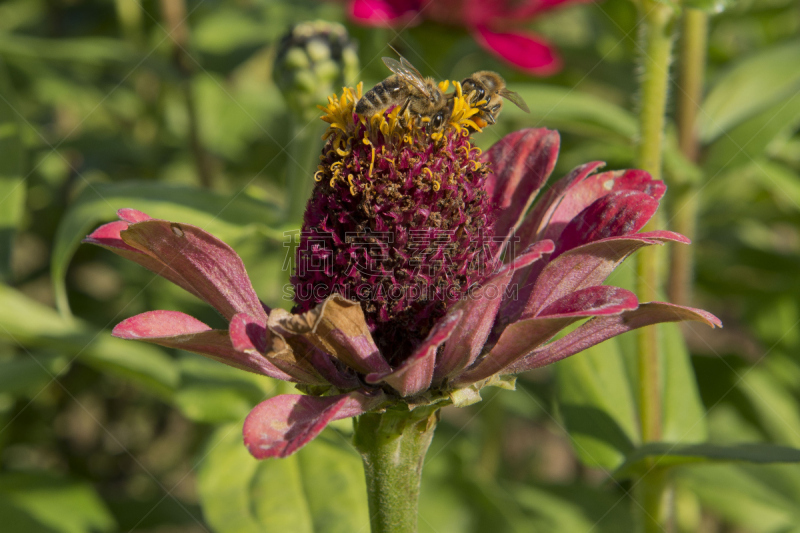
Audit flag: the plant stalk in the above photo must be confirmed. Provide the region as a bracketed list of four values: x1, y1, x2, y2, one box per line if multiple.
[160, 0, 214, 189]
[634, 1, 678, 531]
[636, 468, 671, 533]
[353, 407, 439, 533]
[635, 0, 677, 446]
[669, 9, 708, 306]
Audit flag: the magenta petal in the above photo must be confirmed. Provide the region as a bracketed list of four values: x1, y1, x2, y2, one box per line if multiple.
[85, 219, 211, 305]
[539, 169, 664, 245]
[244, 391, 386, 459]
[483, 128, 559, 257]
[553, 190, 660, 257]
[506, 303, 723, 373]
[538, 286, 638, 318]
[435, 240, 554, 381]
[474, 27, 561, 75]
[521, 231, 688, 318]
[367, 310, 462, 396]
[121, 220, 266, 323]
[349, 0, 420, 27]
[114, 311, 294, 381]
[113, 309, 210, 338]
[519, 161, 606, 246]
[84, 221, 141, 252]
[454, 286, 639, 384]
[230, 313, 269, 353]
[117, 208, 152, 224]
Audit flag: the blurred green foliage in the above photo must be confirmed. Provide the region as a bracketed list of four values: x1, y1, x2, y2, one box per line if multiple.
[0, 0, 799, 531]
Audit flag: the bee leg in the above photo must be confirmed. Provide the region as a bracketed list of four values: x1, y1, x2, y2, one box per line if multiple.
[398, 97, 411, 116]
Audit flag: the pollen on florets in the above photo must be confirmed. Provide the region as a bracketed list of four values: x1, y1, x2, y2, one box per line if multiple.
[293, 82, 499, 365]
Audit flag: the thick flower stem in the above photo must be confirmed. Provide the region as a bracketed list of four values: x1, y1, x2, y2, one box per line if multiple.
[635, 0, 676, 444]
[669, 9, 708, 306]
[353, 407, 439, 533]
[634, 2, 678, 531]
[636, 467, 671, 533]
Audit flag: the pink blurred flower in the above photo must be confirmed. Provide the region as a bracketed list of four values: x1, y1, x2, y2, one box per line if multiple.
[85, 127, 719, 460]
[347, 0, 592, 75]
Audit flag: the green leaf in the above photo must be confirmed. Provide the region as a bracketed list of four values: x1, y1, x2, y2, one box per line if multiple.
[738, 368, 800, 448]
[556, 336, 639, 470]
[506, 85, 637, 141]
[615, 442, 800, 479]
[193, 10, 270, 54]
[703, 91, 800, 174]
[512, 483, 635, 533]
[52, 181, 282, 317]
[0, 57, 25, 282]
[0, 472, 115, 533]
[0, 352, 69, 396]
[0, 284, 178, 395]
[661, 322, 708, 444]
[678, 464, 800, 532]
[700, 40, 800, 143]
[0, 34, 135, 64]
[174, 353, 281, 424]
[197, 422, 369, 533]
[557, 280, 707, 470]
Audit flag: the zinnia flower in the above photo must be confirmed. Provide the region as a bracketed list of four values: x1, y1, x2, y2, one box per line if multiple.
[85, 82, 719, 460]
[347, 0, 593, 75]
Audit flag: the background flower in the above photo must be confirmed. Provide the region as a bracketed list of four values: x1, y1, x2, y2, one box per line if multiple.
[347, 0, 593, 75]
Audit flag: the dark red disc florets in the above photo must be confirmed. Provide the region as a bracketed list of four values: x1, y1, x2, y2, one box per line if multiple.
[292, 86, 498, 364]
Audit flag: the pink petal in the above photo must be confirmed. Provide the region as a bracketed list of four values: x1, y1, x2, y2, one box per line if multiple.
[244, 391, 386, 459]
[117, 208, 152, 224]
[553, 190, 660, 257]
[113, 311, 294, 380]
[121, 220, 267, 323]
[84, 220, 210, 304]
[523, 167, 665, 246]
[453, 286, 639, 384]
[519, 161, 606, 247]
[506, 302, 723, 373]
[473, 26, 561, 76]
[483, 128, 559, 258]
[538, 286, 638, 318]
[230, 312, 269, 353]
[113, 309, 210, 338]
[434, 240, 554, 381]
[349, 0, 420, 27]
[367, 310, 462, 396]
[521, 231, 688, 318]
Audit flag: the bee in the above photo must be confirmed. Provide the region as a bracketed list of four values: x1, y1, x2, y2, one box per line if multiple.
[459, 71, 530, 128]
[356, 55, 451, 134]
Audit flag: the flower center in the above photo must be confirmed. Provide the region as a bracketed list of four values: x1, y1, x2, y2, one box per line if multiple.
[292, 82, 499, 364]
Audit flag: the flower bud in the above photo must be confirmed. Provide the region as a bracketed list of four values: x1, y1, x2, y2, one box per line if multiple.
[273, 21, 360, 120]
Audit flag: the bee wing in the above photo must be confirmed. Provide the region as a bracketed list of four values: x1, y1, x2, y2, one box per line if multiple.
[382, 56, 432, 99]
[499, 88, 530, 113]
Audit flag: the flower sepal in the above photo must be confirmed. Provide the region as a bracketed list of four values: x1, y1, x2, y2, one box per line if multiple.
[447, 374, 517, 407]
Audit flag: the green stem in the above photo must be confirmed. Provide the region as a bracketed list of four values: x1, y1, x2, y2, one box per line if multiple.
[634, 2, 678, 531]
[636, 468, 671, 533]
[669, 9, 708, 306]
[635, 0, 677, 446]
[353, 407, 439, 533]
[287, 119, 326, 224]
